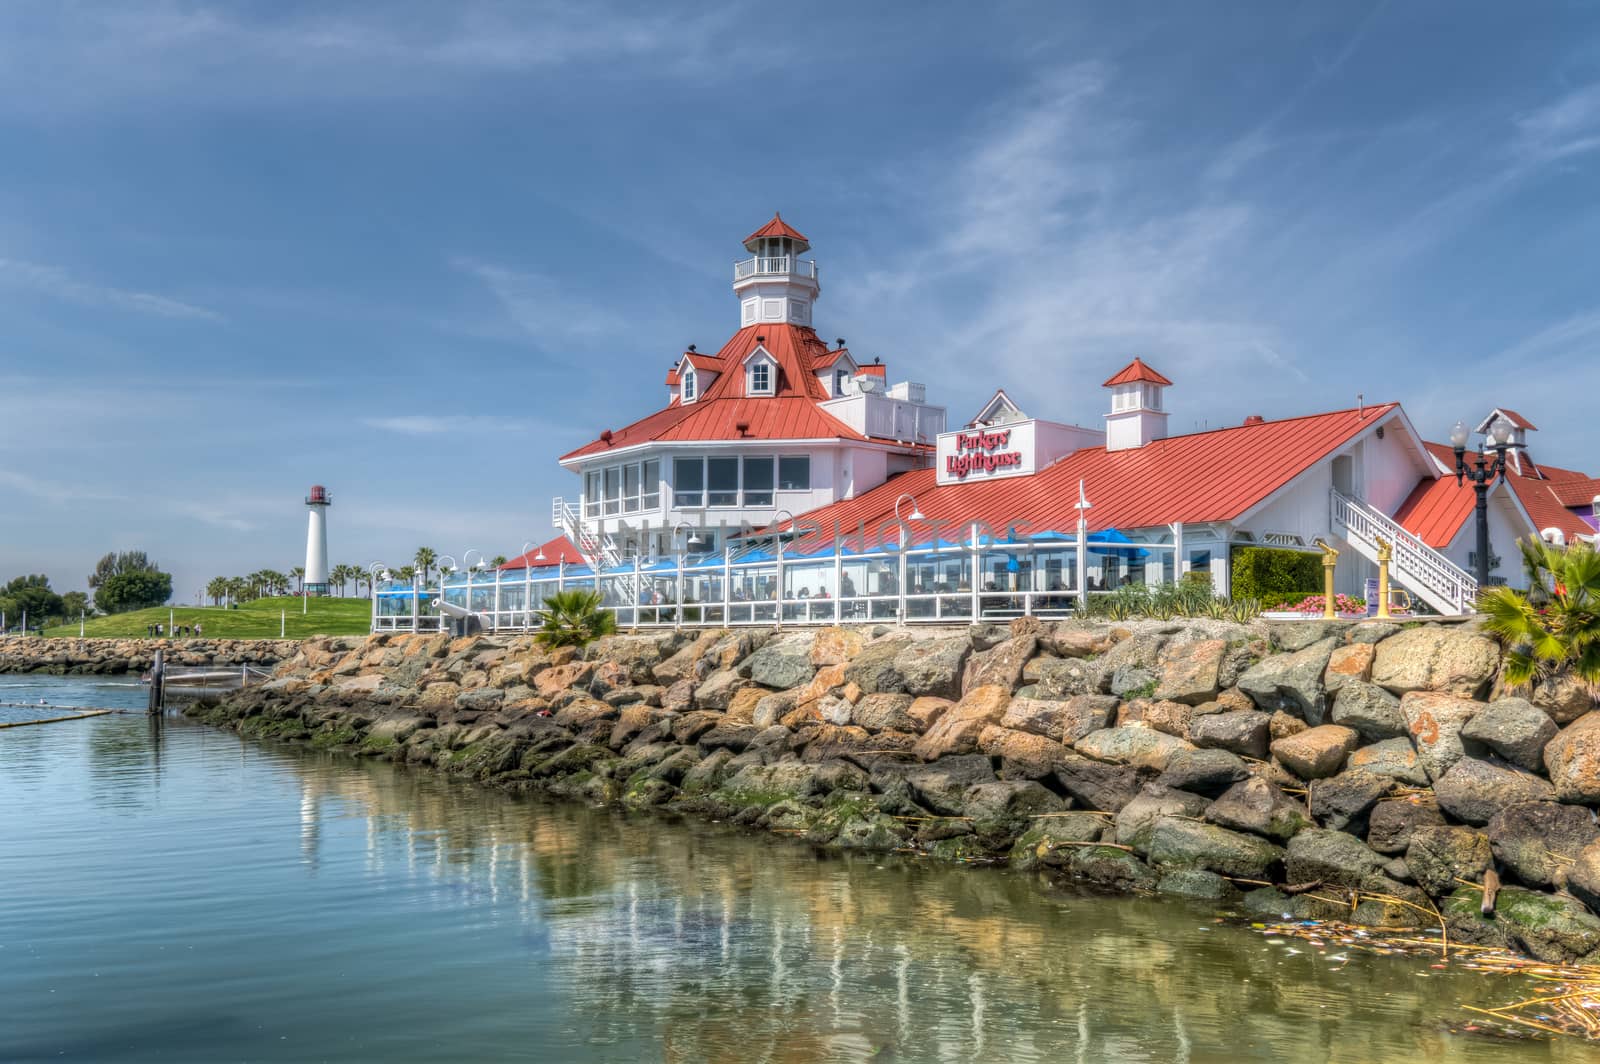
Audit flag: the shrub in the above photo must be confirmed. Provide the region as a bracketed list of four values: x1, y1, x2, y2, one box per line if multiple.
[1180, 570, 1213, 589]
[535, 590, 617, 648]
[1230, 547, 1323, 601]
[1479, 537, 1600, 694]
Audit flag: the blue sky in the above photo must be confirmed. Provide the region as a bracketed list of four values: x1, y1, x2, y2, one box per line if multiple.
[2, 1, 1597, 602]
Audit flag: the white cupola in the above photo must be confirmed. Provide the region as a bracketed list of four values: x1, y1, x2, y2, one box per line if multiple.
[733, 213, 821, 329]
[1103, 358, 1171, 451]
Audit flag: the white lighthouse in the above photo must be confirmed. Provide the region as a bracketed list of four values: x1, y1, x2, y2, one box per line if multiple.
[303, 485, 331, 596]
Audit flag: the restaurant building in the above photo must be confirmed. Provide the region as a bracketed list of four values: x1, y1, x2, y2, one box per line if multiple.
[376, 218, 1598, 631]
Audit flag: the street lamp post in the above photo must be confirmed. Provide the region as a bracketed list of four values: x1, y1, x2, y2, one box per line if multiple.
[669, 522, 702, 629]
[366, 562, 389, 632]
[894, 493, 924, 621]
[771, 510, 795, 629]
[1449, 416, 1518, 589]
[520, 541, 546, 630]
[437, 556, 458, 634]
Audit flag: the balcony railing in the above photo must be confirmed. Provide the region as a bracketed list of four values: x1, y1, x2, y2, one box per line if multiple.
[733, 256, 818, 281]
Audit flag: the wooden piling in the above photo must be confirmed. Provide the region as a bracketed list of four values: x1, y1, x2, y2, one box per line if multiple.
[147, 648, 164, 714]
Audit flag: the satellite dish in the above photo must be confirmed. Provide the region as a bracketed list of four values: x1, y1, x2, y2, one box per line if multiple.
[856, 374, 879, 393]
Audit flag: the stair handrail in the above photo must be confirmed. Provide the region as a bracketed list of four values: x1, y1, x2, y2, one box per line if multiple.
[1330, 489, 1478, 613]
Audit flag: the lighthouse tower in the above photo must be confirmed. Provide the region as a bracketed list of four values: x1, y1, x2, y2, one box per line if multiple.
[303, 485, 331, 595]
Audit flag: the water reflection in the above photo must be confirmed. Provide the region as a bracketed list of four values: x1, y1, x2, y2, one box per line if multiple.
[265, 741, 1573, 1063]
[0, 682, 1586, 1063]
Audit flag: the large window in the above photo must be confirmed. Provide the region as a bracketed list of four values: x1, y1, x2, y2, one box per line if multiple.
[778, 456, 810, 491]
[603, 466, 621, 515]
[585, 459, 664, 517]
[584, 471, 601, 518]
[708, 457, 739, 507]
[743, 455, 774, 506]
[673, 457, 704, 508]
[681, 369, 697, 403]
[749, 361, 772, 394]
[642, 459, 660, 509]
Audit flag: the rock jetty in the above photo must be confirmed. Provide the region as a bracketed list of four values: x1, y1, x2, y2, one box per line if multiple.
[0, 638, 295, 675]
[189, 618, 1600, 964]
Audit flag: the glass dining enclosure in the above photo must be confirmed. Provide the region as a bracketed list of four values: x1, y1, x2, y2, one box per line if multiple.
[372, 533, 1176, 632]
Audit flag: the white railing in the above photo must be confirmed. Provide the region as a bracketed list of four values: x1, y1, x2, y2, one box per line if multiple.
[552, 496, 635, 603]
[732, 256, 819, 281]
[373, 538, 1178, 633]
[1331, 489, 1478, 615]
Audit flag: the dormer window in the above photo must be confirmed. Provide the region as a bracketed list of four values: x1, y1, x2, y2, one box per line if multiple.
[681, 368, 697, 403]
[744, 347, 777, 396]
[834, 369, 849, 396]
[750, 361, 772, 395]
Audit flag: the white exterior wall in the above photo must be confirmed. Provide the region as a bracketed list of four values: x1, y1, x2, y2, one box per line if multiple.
[1438, 489, 1533, 589]
[821, 392, 946, 445]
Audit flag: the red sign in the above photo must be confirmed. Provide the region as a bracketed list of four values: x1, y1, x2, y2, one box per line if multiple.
[945, 429, 1022, 479]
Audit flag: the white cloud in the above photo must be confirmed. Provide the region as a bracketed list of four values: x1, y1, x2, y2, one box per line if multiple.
[449, 256, 613, 344]
[0, 2, 745, 113]
[1516, 81, 1600, 163]
[0, 257, 222, 321]
[0, 469, 125, 505]
[362, 415, 539, 436]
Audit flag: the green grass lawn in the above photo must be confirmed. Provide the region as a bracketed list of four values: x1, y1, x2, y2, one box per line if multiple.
[43, 596, 373, 639]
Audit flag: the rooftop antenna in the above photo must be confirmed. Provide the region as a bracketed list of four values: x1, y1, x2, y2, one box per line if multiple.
[1358, 393, 1365, 418]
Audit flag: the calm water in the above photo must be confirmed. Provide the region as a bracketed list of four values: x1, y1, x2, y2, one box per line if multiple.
[0, 676, 1585, 1062]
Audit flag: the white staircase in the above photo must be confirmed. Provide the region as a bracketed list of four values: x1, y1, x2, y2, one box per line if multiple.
[1330, 489, 1478, 616]
[552, 498, 636, 602]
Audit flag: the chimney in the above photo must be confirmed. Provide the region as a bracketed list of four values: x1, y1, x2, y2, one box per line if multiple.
[1243, 415, 1264, 426]
[1102, 358, 1172, 451]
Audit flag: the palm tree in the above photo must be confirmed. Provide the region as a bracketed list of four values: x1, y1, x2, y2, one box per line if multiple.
[291, 566, 305, 594]
[414, 547, 437, 586]
[327, 564, 345, 597]
[535, 589, 616, 648]
[491, 555, 508, 568]
[396, 565, 417, 584]
[205, 576, 228, 606]
[1480, 537, 1600, 696]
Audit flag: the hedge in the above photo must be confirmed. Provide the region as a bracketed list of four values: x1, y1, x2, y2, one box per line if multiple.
[1230, 547, 1324, 600]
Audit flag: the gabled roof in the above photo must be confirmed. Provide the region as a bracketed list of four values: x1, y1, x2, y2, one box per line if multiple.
[1103, 358, 1173, 388]
[1476, 408, 1538, 432]
[969, 388, 1026, 427]
[499, 536, 585, 570]
[779, 403, 1399, 549]
[810, 346, 854, 370]
[1397, 441, 1593, 547]
[562, 323, 893, 462]
[744, 213, 809, 249]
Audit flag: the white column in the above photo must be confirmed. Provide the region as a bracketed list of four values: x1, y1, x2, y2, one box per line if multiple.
[1172, 522, 1186, 578]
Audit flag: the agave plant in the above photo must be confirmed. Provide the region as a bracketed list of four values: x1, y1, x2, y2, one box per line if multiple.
[535, 589, 617, 649]
[1478, 537, 1600, 694]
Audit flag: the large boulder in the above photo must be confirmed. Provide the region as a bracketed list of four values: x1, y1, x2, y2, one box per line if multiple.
[1346, 737, 1430, 785]
[1366, 797, 1446, 855]
[978, 725, 1066, 780]
[1285, 829, 1387, 888]
[905, 754, 998, 816]
[1205, 778, 1311, 842]
[1019, 655, 1099, 698]
[1487, 802, 1600, 890]
[1370, 626, 1499, 698]
[695, 669, 755, 711]
[1399, 691, 1481, 782]
[1542, 712, 1600, 805]
[740, 634, 817, 691]
[1445, 885, 1600, 964]
[1569, 838, 1600, 915]
[1324, 643, 1376, 694]
[1075, 726, 1194, 773]
[1000, 694, 1116, 744]
[1156, 747, 1248, 798]
[1052, 751, 1147, 813]
[1532, 672, 1598, 724]
[1154, 639, 1228, 705]
[842, 638, 910, 694]
[1432, 757, 1556, 825]
[1114, 784, 1211, 854]
[911, 685, 1011, 761]
[1147, 817, 1284, 877]
[961, 780, 1066, 840]
[1271, 724, 1359, 780]
[962, 634, 1037, 694]
[809, 627, 864, 666]
[1237, 637, 1339, 723]
[1406, 825, 1492, 896]
[1188, 710, 1272, 759]
[892, 637, 970, 700]
[1307, 769, 1393, 833]
[1329, 681, 1408, 742]
[851, 692, 918, 733]
[1460, 697, 1559, 772]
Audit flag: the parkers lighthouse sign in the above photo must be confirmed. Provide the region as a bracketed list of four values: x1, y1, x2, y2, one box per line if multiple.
[935, 422, 1038, 485]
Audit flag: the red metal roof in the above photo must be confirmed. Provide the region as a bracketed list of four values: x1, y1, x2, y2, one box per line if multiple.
[857, 364, 887, 378]
[562, 324, 892, 461]
[1103, 358, 1173, 388]
[499, 535, 585, 570]
[1397, 441, 1596, 546]
[1489, 408, 1538, 431]
[744, 213, 808, 247]
[782, 403, 1398, 549]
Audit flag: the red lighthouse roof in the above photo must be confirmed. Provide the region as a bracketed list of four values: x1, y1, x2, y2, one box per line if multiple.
[743, 213, 810, 251]
[1103, 358, 1173, 388]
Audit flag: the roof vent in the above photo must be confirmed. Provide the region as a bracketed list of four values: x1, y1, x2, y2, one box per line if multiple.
[836, 338, 846, 348]
[735, 421, 750, 437]
[600, 429, 613, 446]
[687, 344, 696, 352]
[1243, 415, 1264, 426]
[755, 335, 765, 343]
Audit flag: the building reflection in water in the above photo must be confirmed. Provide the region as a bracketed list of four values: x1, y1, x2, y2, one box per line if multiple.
[253, 739, 1568, 1064]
